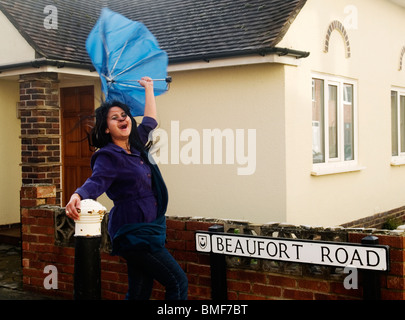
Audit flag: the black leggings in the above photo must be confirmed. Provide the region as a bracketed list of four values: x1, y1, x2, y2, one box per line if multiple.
[123, 248, 188, 300]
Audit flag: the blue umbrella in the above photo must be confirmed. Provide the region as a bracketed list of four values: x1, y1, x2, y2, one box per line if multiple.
[86, 8, 170, 116]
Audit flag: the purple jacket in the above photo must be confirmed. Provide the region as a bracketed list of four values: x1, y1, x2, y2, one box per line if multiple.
[75, 117, 159, 240]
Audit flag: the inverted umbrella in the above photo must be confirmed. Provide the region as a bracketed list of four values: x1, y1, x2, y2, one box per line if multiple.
[86, 8, 170, 116]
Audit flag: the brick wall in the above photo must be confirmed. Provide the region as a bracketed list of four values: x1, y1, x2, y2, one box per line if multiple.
[21, 184, 405, 300]
[342, 206, 405, 229]
[19, 73, 61, 205]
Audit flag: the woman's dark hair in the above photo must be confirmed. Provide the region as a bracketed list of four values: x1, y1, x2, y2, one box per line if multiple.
[89, 100, 150, 152]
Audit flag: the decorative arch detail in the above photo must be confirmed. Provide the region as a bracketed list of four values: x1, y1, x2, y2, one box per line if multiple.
[399, 46, 405, 71]
[324, 20, 351, 58]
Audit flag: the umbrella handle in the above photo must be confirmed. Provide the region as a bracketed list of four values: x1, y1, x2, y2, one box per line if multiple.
[120, 76, 172, 83]
[152, 76, 172, 83]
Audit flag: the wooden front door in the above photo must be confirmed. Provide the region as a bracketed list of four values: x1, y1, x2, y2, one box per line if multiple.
[61, 86, 95, 205]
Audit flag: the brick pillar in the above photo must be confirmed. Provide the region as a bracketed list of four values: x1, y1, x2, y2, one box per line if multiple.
[20, 184, 72, 298]
[20, 184, 57, 282]
[19, 72, 61, 205]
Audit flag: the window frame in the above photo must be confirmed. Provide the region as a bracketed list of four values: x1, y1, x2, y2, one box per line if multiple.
[391, 87, 405, 165]
[311, 73, 363, 176]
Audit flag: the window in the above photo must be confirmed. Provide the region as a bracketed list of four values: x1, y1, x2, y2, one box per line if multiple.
[312, 75, 361, 175]
[391, 88, 405, 164]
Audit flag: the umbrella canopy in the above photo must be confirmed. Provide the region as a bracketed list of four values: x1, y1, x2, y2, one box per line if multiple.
[86, 8, 169, 116]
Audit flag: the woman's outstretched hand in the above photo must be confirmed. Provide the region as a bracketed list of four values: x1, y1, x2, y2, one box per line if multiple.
[65, 193, 82, 220]
[138, 76, 154, 89]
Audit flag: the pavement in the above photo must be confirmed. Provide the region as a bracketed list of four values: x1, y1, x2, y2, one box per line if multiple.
[0, 242, 57, 300]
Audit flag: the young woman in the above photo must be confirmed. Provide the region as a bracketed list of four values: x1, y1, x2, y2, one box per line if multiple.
[65, 77, 188, 300]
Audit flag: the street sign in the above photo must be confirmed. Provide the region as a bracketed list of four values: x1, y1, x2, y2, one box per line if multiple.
[195, 231, 389, 271]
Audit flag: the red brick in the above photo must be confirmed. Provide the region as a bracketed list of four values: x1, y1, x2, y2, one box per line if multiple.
[186, 221, 215, 231]
[37, 217, 54, 226]
[29, 243, 55, 253]
[59, 265, 74, 274]
[381, 289, 405, 300]
[390, 248, 405, 263]
[21, 217, 37, 225]
[58, 273, 73, 283]
[118, 273, 128, 283]
[387, 275, 405, 290]
[102, 271, 120, 282]
[314, 293, 339, 300]
[54, 255, 74, 265]
[166, 219, 186, 230]
[101, 261, 127, 274]
[59, 247, 75, 256]
[108, 282, 128, 294]
[237, 293, 265, 300]
[40, 253, 58, 263]
[26, 208, 53, 218]
[28, 277, 45, 288]
[252, 283, 282, 297]
[22, 251, 38, 261]
[20, 186, 37, 199]
[185, 239, 197, 251]
[297, 279, 330, 293]
[197, 254, 210, 265]
[174, 230, 195, 241]
[227, 280, 251, 293]
[38, 235, 55, 244]
[188, 284, 211, 297]
[151, 290, 165, 300]
[166, 239, 186, 250]
[283, 288, 314, 300]
[103, 291, 124, 300]
[389, 262, 405, 276]
[21, 208, 29, 218]
[172, 251, 198, 263]
[21, 199, 45, 207]
[22, 234, 39, 244]
[46, 198, 57, 205]
[330, 280, 362, 298]
[380, 235, 405, 249]
[22, 258, 30, 268]
[100, 253, 121, 262]
[20, 185, 56, 199]
[268, 275, 296, 288]
[199, 275, 211, 287]
[36, 185, 56, 198]
[23, 267, 44, 278]
[187, 263, 211, 276]
[227, 269, 266, 283]
[22, 225, 29, 234]
[30, 226, 54, 235]
[22, 241, 30, 251]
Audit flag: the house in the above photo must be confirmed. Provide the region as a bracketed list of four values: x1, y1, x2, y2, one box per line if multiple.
[0, 0, 405, 230]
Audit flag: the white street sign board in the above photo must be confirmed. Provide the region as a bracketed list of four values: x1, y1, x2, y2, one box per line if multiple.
[196, 232, 389, 271]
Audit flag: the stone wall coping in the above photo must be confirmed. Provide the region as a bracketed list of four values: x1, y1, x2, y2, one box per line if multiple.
[166, 215, 405, 237]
